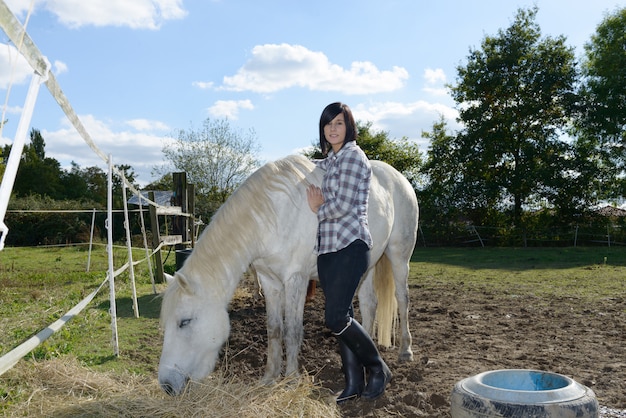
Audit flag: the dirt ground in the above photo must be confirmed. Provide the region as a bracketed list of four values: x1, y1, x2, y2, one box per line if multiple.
[224, 278, 625, 417]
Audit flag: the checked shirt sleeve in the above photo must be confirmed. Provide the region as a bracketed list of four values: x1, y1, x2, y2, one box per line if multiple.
[313, 143, 373, 254]
[317, 152, 369, 222]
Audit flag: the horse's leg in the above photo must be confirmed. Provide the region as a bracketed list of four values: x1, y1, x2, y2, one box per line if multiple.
[386, 248, 414, 362]
[283, 272, 308, 378]
[258, 272, 285, 384]
[357, 268, 377, 336]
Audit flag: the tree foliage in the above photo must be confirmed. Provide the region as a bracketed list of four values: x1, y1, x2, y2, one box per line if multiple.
[1, 129, 140, 245]
[154, 118, 262, 220]
[445, 6, 580, 226]
[419, 117, 463, 221]
[2, 128, 135, 205]
[4, 6, 626, 247]
[302, 121, 422, 187]
[576, 7, 626, 197]
[6, 195, 102, 246]
[581, 7, 626, 143]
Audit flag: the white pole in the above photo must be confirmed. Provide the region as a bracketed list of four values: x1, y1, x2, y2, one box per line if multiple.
[122, 182, 139, 318]
[86, 208, 96, 272]
[106, 155, 119, 356]
[0, 70, 47, 250]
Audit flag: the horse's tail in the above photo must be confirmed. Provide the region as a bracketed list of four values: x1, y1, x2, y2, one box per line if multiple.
[373, 253, 397, 348]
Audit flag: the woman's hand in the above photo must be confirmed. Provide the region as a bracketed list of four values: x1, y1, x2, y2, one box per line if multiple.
[306, 184, 324, 213]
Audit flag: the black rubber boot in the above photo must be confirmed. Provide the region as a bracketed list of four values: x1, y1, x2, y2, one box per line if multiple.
[336, 339, 365, 404]
[335, 318, 392, 400]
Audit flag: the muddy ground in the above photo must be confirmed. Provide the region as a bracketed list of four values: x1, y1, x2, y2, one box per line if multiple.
[224, 278, 625, 417]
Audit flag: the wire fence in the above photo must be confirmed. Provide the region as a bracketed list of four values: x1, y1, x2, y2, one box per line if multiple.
[0, 2, 181, 375]
[418, 223, 626, 247]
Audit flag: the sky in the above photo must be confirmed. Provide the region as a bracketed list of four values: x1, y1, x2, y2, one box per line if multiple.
[0, 0, 624, 186]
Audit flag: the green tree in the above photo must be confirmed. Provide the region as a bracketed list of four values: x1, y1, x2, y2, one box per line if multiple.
[419, 117, 467, 243]
[6, 195, 101, 246]
[60, 162, 90, 201]
[143, 173, 172, 193]
[81, 165, 108, 205]
[420, 116, 463, 219]
[0, 145, 7, 180]
[576, 7, 626, 198]
[14, 129, 64, 198]
[155, 118, 262, 219]
[111, 164, 139, 207]
[448, 6, 579, 226]
[30, 128, 46, 160]
[302, 121, 422, 187]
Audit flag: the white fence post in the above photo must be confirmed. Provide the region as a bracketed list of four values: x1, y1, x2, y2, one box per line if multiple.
[0, 69, 48, 250]
[86, 208, 96, 271]
[106, 155, 119, 356]
[122, 182, 139, 318]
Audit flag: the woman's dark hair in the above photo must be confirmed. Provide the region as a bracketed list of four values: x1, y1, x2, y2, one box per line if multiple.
[318, 102, 357, 156]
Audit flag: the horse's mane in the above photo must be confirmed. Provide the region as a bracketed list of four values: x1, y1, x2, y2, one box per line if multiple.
[162, 155, 316, 308]
[198, 154, 314, 254]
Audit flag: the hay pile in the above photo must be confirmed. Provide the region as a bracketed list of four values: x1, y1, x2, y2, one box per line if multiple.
[2, 357, 339, 417]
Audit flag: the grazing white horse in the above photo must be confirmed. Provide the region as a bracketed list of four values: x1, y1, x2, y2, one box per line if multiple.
[158, 155, 418, 395]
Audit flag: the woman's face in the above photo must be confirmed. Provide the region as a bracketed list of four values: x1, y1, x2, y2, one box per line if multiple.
[324, 113, 346, 153]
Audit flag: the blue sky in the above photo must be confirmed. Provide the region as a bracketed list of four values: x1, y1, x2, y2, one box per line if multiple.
[0, 0, 623, 186]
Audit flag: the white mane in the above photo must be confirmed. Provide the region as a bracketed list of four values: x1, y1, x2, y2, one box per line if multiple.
[161, 155, 316, 310]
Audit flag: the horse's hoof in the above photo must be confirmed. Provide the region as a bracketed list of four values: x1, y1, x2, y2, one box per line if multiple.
[260, 375, 278, 386]
[398, 350, 414, 362]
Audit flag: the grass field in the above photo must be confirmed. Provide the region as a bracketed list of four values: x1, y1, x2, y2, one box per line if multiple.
[0, 245, 624, 415]
[411, 246, 626, 300]
[0, 244, 170, 376]
[2, 244, 623, 371]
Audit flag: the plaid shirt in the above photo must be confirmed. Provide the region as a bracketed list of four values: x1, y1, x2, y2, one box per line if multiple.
[313, 141, 373, 255]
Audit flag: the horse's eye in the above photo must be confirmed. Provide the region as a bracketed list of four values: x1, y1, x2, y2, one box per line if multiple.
[179, 318, 192, 328]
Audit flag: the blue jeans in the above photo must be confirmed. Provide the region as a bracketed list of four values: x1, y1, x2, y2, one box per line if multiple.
[317, 240, 370, 334]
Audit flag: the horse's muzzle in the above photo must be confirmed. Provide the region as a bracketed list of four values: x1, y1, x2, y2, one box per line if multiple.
[159, 372, 189, 396]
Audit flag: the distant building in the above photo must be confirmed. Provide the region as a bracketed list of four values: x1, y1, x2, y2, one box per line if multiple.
[595, 205, 626, 218]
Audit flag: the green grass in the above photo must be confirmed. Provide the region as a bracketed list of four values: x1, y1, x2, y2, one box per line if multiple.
[1, 245, 625, 412]
[410, 246, 626, 301]
[0, 244, 172, 377]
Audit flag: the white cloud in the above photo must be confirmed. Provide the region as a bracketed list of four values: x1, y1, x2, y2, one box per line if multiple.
[0, 44, 67, 89]
[352, 100, 461, 151]
[423, 68, 448, 97]
[207, 100, 254, 120]
[53, 60, 68, 76]
[43, 114, 170, 185]
[219, 43, 409, 94]
[423, 86, 449, 97]
[9, 0, 188, 30]
[0, 43, 34, 89]
[126, 118, 170, 131]
[424, 68, 446, 85]
[3, 0, 36, 17]
[0, 104, 23, 117]
[0, 133, 13, 147]
[192, 81, 214, 90]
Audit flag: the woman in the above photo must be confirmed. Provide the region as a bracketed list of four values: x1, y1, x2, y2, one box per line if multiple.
[306, 102, 392, 403]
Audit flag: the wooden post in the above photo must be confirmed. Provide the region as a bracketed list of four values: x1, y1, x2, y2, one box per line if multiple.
[188, 183, 195, 246]
[172, 172, 188, 249]
[148, 191, 165, 283]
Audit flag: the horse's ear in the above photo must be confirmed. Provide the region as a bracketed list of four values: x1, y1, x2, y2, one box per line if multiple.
[174, 272, 196, 295]
[164, 273, 175, 284]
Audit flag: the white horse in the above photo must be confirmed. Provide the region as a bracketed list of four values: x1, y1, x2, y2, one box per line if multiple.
[158, 154, 418, 395]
